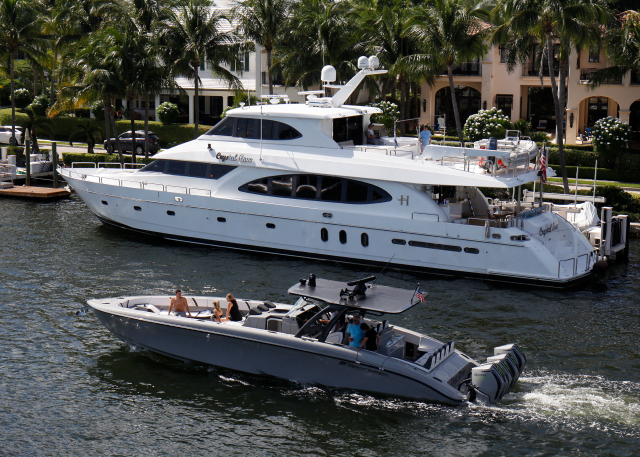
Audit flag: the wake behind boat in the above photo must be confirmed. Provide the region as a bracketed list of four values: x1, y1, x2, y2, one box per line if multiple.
[86, 275, 525, 405]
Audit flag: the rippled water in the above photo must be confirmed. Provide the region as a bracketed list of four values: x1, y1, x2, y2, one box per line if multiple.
[1, 195, 639, 456]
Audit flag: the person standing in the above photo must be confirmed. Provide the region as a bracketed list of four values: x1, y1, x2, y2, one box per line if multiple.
[347, 314, 365, 348]
[419, 125, 432, 153]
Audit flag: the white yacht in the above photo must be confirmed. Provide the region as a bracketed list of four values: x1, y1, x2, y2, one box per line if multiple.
[60, 56, 596, 287]
[84, 275, 526, 405]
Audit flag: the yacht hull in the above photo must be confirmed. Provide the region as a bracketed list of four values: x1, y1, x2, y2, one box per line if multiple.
[91, 307, 467, 405]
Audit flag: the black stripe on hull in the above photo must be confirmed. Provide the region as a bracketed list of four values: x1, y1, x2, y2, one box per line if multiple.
[95, 214, 594, 289]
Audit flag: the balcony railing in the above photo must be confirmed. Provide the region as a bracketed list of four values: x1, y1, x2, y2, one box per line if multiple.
[444, 62, 482, 76]
[579, 68, 622, 85]
[521, 62, 559, 77]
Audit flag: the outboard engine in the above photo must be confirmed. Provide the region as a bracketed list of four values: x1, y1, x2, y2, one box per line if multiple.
[472, 343, 526, 403]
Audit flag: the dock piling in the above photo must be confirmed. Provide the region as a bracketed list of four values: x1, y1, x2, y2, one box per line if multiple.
[25, 138, 30, 186]
[52, 142, 58, 188]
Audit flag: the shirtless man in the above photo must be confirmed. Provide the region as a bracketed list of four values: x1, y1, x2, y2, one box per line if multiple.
[168, 289, 192, 317]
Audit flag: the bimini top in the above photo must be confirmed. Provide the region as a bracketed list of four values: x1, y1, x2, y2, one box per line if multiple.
[287, 276, 422, 314]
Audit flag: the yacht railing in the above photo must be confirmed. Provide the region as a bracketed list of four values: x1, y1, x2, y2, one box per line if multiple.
[64, 165, 213, 197]
[426, 146, 538, 178]
[344, 143, 417, 159]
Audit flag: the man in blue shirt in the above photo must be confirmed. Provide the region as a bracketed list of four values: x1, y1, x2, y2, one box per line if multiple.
[347, 314, 365, 348]
[418, 125, 432, 153]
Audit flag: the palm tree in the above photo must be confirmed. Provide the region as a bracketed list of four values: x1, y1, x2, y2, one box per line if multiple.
[0, 0, 48, 146]
[69, 119, 102, 154]
[409, 0, 490, 146]
[22, 107, 53, 154]
[491, 0, 610, 193]
[589, 10, 640, 87]
[233, 0, 289, 95]
[165, 0, 242, 139]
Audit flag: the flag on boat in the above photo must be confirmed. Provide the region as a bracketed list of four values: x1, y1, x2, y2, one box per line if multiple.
[416, 286, 425, 303]
[539, 144, 547, 184]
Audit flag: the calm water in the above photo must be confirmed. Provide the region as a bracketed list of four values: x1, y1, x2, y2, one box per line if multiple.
[1, 195, 639, 456]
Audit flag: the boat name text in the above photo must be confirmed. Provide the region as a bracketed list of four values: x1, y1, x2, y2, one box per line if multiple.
[216, 152, 254, 163]
[539, 221, 558, 236]
[339, 360, 389, 377]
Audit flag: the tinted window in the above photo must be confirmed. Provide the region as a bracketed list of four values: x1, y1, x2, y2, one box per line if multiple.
[166, 161, 186, 175]
[320, 177, 342, 202]
[186, 162, 208, 178]
[258, 120, 275, 140]
[346, 181, 368, 203]
[206, 117, 234, 136]
[209, 164, 236, 179]
[272, 176, 294, 197]
[235, 118, 256, 139]
[278, 124, 301, 140]
[140, 160, 166, 172]
[239, 174, 391, 204]
[296, 175, 318, 199]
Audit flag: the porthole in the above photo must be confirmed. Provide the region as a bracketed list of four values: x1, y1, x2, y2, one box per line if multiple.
[464, 247, 479, 254]
[217, 217, 226, 222]
[392, 239, 406, 245]
[339, 230, 347, 244]
[321, 228, 328, 242]
[167, 210, 175, 216]
[361, 233, 369, 247]
[101, 200, 108, 205]
[492, 233, 501, 239]
[134, 206, 141, 211]
[266, 223, 275, 229]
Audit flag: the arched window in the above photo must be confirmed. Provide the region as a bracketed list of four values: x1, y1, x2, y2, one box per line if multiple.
[434, 86, 481, 127]
[339, 230, 347, 244]
[361, 233, 369, 247]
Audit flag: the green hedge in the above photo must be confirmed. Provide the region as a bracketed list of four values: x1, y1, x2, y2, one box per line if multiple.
[549, 165, 639, 183]
[62, 152, 154, 167]
[0, 108, 213, 147]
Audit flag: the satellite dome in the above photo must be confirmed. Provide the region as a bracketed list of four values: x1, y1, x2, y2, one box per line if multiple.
[321, 65, 336, 83]
[357, 56, 369, 70]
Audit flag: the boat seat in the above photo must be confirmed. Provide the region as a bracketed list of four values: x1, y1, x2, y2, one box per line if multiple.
[263, 301, 276, 309]
[256, 304, 269, 312]
[249, 307, 263, 315]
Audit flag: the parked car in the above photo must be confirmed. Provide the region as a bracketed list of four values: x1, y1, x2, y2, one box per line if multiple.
[104, 130, 160, 154]
[0, 125, 23, 145]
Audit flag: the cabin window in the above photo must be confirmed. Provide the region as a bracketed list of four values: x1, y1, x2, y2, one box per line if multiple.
[339, 230, 347, 244]
[206, 116, 234, 136]
[217, 217, 226, 222]
[140, 160, 166, 173]
[409, 240, 462, 252]
[205, 117, 301, 140]
[209, 164, 236, 179]
[333, 115, 363, 145]
[464, 247, 479, 254]
[186, 162, 208, 178]
[141, 160, 236, 179]
[167, 210, 175, 216]
[266, 223, 276, 229]
[392, 239, 406, 245]
[134, 206, 141, 211]
[235, 118, 256, 139]
[101, 200, 108, 205]
[239, 174, 391, 204]
[361, 233, 369, 247]
[321, 228, 328, 242]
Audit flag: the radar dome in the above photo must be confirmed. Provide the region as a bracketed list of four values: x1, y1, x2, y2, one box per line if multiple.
[357, 56, 369, 70]
[368, 56, 379, 69]
[321, 65, 336, 83]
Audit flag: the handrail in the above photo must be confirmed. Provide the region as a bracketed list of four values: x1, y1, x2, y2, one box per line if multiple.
[71, 162, 97, 168]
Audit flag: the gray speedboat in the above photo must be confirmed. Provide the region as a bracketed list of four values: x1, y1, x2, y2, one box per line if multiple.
[86, 276, 525, 405]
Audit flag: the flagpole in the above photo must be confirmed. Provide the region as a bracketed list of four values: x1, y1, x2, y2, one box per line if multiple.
[410, 284, 419, 303]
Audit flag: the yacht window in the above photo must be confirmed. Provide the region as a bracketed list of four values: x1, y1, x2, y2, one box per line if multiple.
[247, 177, 269, 194]
[278, 124, 301, 140]
[392, 239, 406, 245]
[186, 162, 208, 178]
[296, 175, 318, 199]
[239, 174, 391, 204]
[271, 176, 294, 197]
[320, 177, 342, 202]
[346, 181, 368, 203]
[140, 160, 166, 173]
[235, 118, 256, 139]
[464, 247, 479, 254]
[167, 161, 186, 175]
[209, 164, 236, 179]
[333, 115, 363, 145]
[258, 120, 275, 140]
[339, 230, 347, 244]
[321, 228, 328, 241]
[361, 233, 369, 247]
[206, 117, 234, 136]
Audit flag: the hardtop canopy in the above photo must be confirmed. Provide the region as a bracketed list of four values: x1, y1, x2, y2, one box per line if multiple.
[287, 277, 421, 314]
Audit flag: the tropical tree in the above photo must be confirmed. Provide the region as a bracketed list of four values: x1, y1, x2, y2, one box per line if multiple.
[165, 0, 242, 139]
[0, 0, 48, 145]
[233, 0, 289, 95]
[491, 0, 610, 193]
[408, 0, 490, 146]
[69, 119, 103, 154]
[22, 107, 54, 154]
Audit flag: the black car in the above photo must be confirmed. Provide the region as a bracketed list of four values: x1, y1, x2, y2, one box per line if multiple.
[104, 130, 160, 154]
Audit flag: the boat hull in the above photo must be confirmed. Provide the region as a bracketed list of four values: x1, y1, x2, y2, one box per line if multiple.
[91, 307, 467, 405]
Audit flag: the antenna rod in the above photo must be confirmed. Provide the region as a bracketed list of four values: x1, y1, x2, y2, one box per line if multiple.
[371, 254, 395, 286]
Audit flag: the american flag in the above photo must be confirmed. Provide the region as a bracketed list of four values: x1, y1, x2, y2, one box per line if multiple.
[416, 286, 425, 303]
[539, 145, 547, 184]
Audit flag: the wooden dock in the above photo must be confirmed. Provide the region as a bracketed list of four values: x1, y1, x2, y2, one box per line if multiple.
[0, 185, 72, 200]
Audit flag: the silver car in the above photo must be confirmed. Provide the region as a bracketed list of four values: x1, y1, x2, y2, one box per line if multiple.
[0, 125, 23, 145]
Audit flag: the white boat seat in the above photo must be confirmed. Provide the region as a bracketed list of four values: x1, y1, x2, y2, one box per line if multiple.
[325, 331, 344, 344]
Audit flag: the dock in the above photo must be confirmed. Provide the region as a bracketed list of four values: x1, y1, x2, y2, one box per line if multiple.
[0, 185, 72, 200]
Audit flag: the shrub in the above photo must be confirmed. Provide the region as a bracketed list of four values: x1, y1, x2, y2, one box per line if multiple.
[463, 107, 511, 142]
[91, 100, 105, 121]
[512, 119, 533, 136]
[13, 88, 31, 109]
[592, 116, 631, 167]
[156, 102, 180, 124]
[28, 95, 49, 116]
[369, 101, 400, 131]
